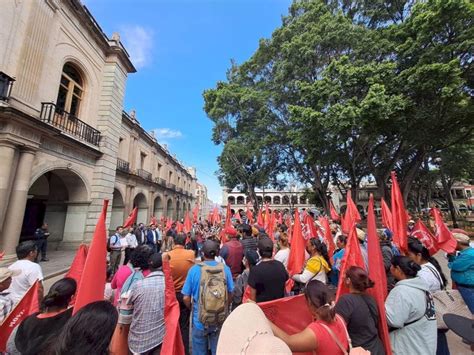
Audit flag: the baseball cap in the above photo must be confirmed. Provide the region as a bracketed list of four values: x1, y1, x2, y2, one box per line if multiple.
[0, 267, 21, 283]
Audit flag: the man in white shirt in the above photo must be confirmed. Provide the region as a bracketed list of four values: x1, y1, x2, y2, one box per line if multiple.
[7, 241, 44, 304]
[124, 227, 138, 265]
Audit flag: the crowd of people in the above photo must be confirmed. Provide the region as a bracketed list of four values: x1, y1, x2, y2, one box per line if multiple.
[0, 207, 473, 355]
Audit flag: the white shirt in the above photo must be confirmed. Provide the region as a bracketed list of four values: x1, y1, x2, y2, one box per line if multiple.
[119, 236, 129, 249]
[125, 233, 138, 248]
[274, 248, 290, 268]
[7, 259, 43, 303]
[418, 262, 443, 293]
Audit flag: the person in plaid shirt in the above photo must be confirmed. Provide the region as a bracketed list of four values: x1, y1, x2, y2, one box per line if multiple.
[0, 267, 20, 323]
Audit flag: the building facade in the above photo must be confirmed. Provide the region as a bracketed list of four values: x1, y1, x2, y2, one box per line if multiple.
[0, 0, 195, 263]
[196, 181, 213, 219]
[222, 188, 314, 211]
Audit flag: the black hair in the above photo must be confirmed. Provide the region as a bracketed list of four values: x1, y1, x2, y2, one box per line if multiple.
[257, 237, 273, 258]
[149, 253, 163, 270]
[346, 266, 374, 292]
[175, 233, 187, 246]
[41, 278, 77, 311]
[115, 226, 123, 231]
[241, 224, 252, 237]
[309, 238, 331, 266]
[202, 240, 219, 258]
[304, 280, 335, 323]
[130, 245, 153, 269]
[53, 301, 117, 355]
[391, 255, 421, 278]
[408, 237, 447, 286]
[16, 241, 37, 259]
[337, 234, 347, 245]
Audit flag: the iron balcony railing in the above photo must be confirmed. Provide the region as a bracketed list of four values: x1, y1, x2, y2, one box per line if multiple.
[40, 103, 100, 146]
[137, 169, 152, 181]
[117, 158, 130, 173]
[154, 177, 167, 186]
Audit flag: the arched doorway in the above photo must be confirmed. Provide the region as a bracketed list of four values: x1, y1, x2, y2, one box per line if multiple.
[153, 196, 162, 219]
[166, 198, 173, 219]
[21, 169, 89, 244]
[176, 200, 181, 220]
[133, 193, 148, 225]
[110, 189, 124, 232]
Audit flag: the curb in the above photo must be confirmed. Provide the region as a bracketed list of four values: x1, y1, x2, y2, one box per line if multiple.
[44, 267, 70, 280]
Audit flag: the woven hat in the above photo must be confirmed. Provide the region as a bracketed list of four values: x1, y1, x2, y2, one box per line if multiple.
[452, 232, 470, 245]
[217, 302, 291, 355]
[356, 228, 366, 241]
[0, 267, 21, 283]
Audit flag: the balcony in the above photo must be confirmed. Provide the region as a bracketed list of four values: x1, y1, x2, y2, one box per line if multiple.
[40, 103, 100, 146]
[137, 169, 152, 181]
[117, 158, 130, 173]
[169, 183, 176, 190]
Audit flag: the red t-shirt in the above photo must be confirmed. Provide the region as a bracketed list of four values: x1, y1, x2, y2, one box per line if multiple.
[308, 315, 349, 355]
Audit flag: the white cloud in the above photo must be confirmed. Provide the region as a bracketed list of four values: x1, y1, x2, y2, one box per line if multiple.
[151, 128, 183, 140]
[120, 25, 153, 68]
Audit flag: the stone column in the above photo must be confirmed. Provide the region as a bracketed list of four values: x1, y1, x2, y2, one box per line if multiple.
[0, 149, 36, 263]
[0, 142, 17, 229]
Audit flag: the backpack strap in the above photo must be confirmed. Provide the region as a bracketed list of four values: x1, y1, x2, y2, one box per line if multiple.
[425, 264, 445, 290]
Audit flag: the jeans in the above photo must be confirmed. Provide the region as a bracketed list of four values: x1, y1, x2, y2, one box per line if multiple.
[35, 239, 47, 260]
[176, 292, 190, 355]
[191, 326, 219, 355]
[457, 286, 474, 313]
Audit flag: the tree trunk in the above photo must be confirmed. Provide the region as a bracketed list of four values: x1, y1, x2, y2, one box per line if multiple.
[247, 185, 259, 213]
[401, 150, 426, 205]
[440, 173, 458, 228]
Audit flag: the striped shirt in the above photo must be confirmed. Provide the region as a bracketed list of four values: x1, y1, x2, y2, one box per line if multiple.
[127, 271, 166, 353]
[0, 292, 14, 323]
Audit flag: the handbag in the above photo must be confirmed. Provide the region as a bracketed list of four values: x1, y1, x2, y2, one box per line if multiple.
[319, 315, 371, 355]
[432, 289, 471, 329]
[424, 264, 471, 329]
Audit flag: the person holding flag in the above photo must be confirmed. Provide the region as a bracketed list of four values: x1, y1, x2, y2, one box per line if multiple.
[292, 238, 331, 285]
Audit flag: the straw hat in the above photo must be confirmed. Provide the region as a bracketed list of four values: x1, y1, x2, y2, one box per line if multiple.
[356, 228, 366, 241]
[452, 232, 470, 245]
[217, 303, 291, 355]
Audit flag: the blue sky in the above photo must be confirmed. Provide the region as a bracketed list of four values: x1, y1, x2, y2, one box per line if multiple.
[84, 0, 292, 203]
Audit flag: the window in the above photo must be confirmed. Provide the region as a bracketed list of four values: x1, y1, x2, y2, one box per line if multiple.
[140, 152, 147, 169]
[178, 176, 181, 187]
[56, 63, 83, 117]
[157, 163, 162, 177]
[169, 171, 173, 182]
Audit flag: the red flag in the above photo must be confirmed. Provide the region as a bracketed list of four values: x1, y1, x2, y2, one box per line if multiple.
[336, 224, 365, 300]
[346, 190, 361, 226]
[319, 216, 335, 260]
[123, 207, 138, 228]
[257, 209, 264, 227]
[0, 281, 40, 351]
[330, 200, 340, 221]
[390, 172, 408, 252]
[176, 222, 183, 233]
[431, 208, 457, 254]
[149, 216, 158, 226]
[305, 214, 318, 239]
[340, 211, 350, 234]
[366, 194, 392, 355]
[277, 212, 283, 225]
[224, 203, 232, 229]
[380, 198, 393, 231]
[211, 206, 220, 225]
[286, 209, 305, 293]
[233, 211, 242, 223]
[411, 220, 439, 255]
[166, 218, 173, 230]
[73, 200, 108, 315]
[161, 260, 185, 354]
[192, 202, 200, 223]
[183, 212, 192, 234]
[65, 244, 89, 291]
[259, 294, 313, 355]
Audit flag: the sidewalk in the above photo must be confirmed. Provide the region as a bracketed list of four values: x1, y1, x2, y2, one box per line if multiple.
[39, 249, 77, 279]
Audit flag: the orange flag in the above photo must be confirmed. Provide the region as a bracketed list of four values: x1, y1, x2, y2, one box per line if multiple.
[0, 281, 40, 351]
[183, 212, 192, 234]
[336, 224, 366, 300]
[73, 200, 108, 315]
[411, 220, 439, 255]
[366, 194, 392, 355]
[65, 244, 89, 294]
[329, 200, 340, 221]
[319, 216, 335, 260]
[431, 208, 457, 254]
[162, 260, 185, 354]
[286, 209, 305, 293]
[381, 198, 393, 231]
[123, 206, 138, 228]
[390, 171, 408, 252]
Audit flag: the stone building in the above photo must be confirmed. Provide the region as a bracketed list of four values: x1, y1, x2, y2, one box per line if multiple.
[196, 181, 213, 220]
[0, 0, 196, 263]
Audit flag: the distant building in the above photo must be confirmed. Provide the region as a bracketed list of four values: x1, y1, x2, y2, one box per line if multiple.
[196, 182, 213, 219]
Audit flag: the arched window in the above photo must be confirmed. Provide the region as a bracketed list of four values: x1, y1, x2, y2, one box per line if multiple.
[300, 196, 307, 204]
[264, 196, 272, 204]
[56, 63, 83, 117]
[273, 196, 281, 205]
[236, 196, 245, 205]
[282, 195, 290, 205]
[228, 196, 236, 204]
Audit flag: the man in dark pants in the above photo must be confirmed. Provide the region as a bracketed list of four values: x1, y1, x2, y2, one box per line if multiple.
[34, 223, 50, 262]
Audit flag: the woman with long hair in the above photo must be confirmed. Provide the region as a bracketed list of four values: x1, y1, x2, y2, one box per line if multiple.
[385, 256, 437, 355]
[293, 238, 331, 284]
[53, 300, 118, 355]
[268, 280, 349, 354]
[274, 232, 290, 268]
[335, 266, 385, 355]
[7, 278, 77, 355]
[407, 237, 450, 355]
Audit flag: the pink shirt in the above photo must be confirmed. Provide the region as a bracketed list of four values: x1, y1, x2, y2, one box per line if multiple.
[111, 265, 151, 305]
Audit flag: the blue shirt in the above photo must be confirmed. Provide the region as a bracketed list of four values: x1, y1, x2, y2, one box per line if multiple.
[448, 247, 474, 286]
[182, 260, 234, 330]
